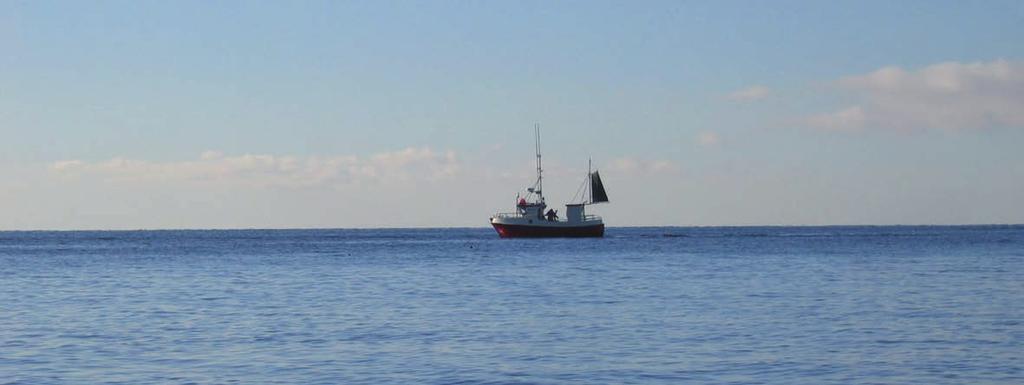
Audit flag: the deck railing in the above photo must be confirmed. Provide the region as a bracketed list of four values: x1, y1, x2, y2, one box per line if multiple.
[492, 212, 602, 222]
[492, 212, 523, 219]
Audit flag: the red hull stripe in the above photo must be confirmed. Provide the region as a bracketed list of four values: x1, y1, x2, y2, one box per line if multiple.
[491, 223, 605, 238]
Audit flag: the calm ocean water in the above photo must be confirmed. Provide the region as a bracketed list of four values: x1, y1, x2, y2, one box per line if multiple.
[1, 226, 1022, 384]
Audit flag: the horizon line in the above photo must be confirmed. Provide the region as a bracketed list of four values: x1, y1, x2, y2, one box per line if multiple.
[1, 223, 1021, 233]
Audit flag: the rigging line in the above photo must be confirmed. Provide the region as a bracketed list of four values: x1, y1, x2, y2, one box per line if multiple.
[570, 170, 589, 204]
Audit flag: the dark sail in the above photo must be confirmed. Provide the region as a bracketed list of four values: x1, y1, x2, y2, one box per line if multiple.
[590, 171, 609, 203]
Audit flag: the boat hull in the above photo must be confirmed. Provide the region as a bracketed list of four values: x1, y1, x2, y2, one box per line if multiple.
[491, 222, 605, 238]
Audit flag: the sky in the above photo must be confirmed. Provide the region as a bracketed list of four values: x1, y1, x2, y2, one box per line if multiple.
[2, 0, 1023, 229]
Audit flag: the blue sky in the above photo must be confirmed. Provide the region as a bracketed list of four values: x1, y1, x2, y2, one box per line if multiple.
[2, 1, 1023, 229]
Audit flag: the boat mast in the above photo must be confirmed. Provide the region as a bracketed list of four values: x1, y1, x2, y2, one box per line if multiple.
[534, 123, 543, 203]
[587, 157, 592, 205]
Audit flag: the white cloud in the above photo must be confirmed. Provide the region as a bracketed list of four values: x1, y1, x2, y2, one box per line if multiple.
[808, 59, 1024, 131]
[697, 131, 721, 146]
[25, 150, 695, 229]
[50, 147, 460, 187]
[805, 106, 866, 132]
[50, 160, 85, 171]
[727, 85, 771, 101]
[608, 157, 677, 174]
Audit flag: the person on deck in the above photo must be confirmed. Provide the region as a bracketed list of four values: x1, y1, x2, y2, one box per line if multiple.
[545, 209, 558, 221]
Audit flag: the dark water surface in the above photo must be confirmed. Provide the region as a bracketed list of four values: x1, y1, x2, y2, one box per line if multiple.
[2, 226, 1022, 384]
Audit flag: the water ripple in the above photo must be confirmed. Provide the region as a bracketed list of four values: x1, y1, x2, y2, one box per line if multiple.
[1, 226, 1022, 384]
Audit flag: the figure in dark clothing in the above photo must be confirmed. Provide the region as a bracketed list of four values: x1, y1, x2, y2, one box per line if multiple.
[545, 209, 558, 221]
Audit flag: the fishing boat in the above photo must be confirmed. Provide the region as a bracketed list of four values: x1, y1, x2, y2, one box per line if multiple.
[489, 125, 609, 238]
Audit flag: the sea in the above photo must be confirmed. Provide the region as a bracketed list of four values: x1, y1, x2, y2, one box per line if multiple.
[1, 225, 1022, 384]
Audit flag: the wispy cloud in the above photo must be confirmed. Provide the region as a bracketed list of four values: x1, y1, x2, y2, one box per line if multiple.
[805, 106, 866, 132]
[808, 59, 1024, 131]
[608, 157, 677, 175]
[727, 85, 771, 101]
[50, 147, 460, 187]
[696, 131, 721, 147]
